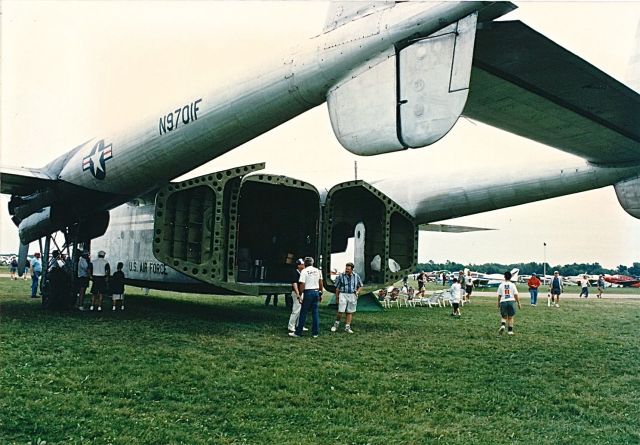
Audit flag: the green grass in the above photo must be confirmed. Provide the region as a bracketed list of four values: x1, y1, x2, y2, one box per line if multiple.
[1, 278, 639, 445]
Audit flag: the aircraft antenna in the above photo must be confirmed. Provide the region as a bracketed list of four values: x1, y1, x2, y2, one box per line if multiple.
[354, 161, 358, 180]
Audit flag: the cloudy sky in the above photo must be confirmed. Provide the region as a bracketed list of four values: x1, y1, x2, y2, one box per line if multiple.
[1, 1, 640, 269]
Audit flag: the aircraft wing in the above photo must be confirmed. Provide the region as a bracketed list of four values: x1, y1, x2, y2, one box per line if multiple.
[1, 165, 54, 195]
[464, 20, 640, 165]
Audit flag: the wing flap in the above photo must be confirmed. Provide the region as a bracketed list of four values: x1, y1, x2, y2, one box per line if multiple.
[465, 20, 640, 164]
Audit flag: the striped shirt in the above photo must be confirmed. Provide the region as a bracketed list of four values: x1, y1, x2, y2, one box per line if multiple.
[335, 272, 363, 294]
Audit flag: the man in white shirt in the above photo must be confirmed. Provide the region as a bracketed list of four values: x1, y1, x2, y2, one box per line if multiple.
[450, 277, 462, 316]
[497, 270, 521, 335]
[90, 250, 111, 311]
[464, 269, 474, 302]
[290, 257, 323, 338]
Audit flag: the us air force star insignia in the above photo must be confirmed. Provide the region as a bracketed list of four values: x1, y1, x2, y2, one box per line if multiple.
[82, 139, 113, 180]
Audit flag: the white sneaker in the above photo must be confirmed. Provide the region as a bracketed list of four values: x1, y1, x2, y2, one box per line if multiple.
[112, 306, 116, 311]
[508, 331, 514, 336]
[331, 322, 339, 333]
[555, 303, 560, 308]
[121, 306, 125, 310]
[302, 327, 308, 331]
[288, 332, 300, 338]
[498, 325, 506, 334]
[98, 306, 102, 311]
[90, 306, 94, 311]
[345, 326, 354, 334]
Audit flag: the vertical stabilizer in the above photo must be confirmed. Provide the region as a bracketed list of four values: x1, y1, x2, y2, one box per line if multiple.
[626, 20, 640, 92]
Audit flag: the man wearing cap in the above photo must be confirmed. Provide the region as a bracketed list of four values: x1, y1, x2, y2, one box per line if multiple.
[527, 273, 541, 306]
[291, 256, 323, 338]
[331, 262, 363, 334]
[549, 271, 563, 308]
[287, 259, 307, 333]
[90, 250, 110, 311]
[30, 252, 42, 298]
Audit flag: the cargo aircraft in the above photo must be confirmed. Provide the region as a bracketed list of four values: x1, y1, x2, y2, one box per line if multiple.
[2, 1, 640, 305]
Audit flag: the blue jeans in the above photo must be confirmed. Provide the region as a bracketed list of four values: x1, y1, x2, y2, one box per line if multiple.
[529, 288, 538, 305]
[31, 271, 40, 297]
[295, 290, 320, 336]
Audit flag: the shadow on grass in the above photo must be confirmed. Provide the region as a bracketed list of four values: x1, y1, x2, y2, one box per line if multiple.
[0, 291, 338, 334]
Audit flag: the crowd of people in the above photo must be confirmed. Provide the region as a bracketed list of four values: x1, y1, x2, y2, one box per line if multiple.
[8, 249, 126, 312]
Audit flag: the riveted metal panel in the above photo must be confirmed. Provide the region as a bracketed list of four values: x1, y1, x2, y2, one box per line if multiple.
[322, 180, 416, 289]
[153, 163, 265, 285]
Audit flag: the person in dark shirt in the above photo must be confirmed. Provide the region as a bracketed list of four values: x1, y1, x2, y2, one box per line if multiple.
[110, 262, 126, 311]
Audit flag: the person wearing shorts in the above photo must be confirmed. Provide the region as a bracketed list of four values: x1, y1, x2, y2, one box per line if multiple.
[550, 271, 563, 308]
[90, 250, 110, 311]
[331, 262, 363, 334]
[464, 269, 474, 302]
[497, 270, 521, 335]
[9, 256, 18, 280]
[450, 278, 462, 316]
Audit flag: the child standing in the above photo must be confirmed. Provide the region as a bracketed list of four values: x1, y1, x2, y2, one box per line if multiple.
[111, 262, 126, 311]
[450, 278, 462, 316]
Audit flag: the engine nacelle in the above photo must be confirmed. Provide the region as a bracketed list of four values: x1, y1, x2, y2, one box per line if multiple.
[18, 206, 110, 245]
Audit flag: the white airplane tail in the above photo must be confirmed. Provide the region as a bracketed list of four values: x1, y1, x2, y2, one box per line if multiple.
[510, 268, 520, 281]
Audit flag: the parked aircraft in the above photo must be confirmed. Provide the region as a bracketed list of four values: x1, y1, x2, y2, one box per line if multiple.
[2, 2, 640, 305]
[473, 269, 520, 287]
[604, 274, 640, 288]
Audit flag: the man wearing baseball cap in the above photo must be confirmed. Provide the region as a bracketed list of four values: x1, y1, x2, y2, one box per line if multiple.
[287, 258, 307, 333]
[90, 250, 110, 311]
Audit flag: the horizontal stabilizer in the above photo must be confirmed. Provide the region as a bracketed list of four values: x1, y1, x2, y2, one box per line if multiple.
[418, 223, 494, 233]
[1, 165, 54, 195]
[465, 20, 640, 164]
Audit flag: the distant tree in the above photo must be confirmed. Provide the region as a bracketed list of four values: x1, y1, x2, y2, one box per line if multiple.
[617, 264, 629, 274]
[628, 262, 640, 277]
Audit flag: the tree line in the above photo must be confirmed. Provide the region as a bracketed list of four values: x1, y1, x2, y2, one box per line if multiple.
[415, 260, 640, 277]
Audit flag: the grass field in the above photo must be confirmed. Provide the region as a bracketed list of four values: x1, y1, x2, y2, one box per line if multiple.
[1, 278, 639, 445]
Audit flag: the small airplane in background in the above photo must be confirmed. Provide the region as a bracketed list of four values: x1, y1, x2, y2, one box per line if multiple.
[604, 274, 640, 288]
[473, 268, 520, 287]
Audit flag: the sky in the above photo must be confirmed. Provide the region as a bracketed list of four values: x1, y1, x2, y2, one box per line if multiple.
[1, 1, 640, 269]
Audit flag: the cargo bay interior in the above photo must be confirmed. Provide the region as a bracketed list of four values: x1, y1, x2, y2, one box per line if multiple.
[235, 177, 320, 283]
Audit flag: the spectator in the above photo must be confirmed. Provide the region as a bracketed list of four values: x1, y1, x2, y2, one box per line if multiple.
[450, 277, 462, 316]
[527, 273, 541, 306]
[417, 271, 426, 297]
[290, 257, 323, 338]
[287, 259, 306, 333]
[549, 271, 563, 308]
[30, 253, 42, 298]
[497, 270, 521, 335]
[110, 262, 126, 310]
[597, 274, 605, 299]
[76, 252, 90, 310]
[10, 256, 18, 280]
[579, 274, 590, 298]
[464, 270, 474, 303]
[90, 250, 110, 311]
[331, 262, 363, 334]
